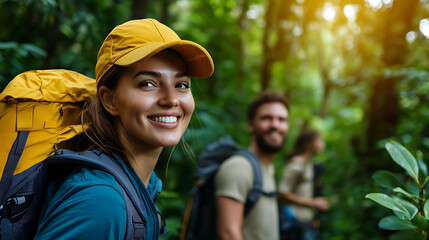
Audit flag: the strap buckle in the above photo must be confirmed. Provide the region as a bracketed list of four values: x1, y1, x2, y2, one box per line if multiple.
[0, 196, 26, 215]
[0, 198, 12, 215]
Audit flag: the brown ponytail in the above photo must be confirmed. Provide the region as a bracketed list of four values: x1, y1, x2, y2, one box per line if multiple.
[62, 65, 130, 164]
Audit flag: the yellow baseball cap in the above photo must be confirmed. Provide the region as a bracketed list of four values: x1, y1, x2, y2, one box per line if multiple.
[95, 18, 214, 82]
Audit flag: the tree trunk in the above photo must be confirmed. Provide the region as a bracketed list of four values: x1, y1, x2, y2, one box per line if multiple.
[160, 0, 171, 23]
[131, 0, 150, 19]
[237, 0, 250, 89]
[261, 0, 276, 90]
[319, 77, 331, 119]
[42, 11, 64, 69]
[261, 0, 293, 90]
[366, 0, 419, 147]
[317, 26, 332, 119]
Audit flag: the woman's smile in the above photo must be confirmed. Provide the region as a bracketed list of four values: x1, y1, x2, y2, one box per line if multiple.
[150, 116, 178, 123]
[148, 113, 181, 129]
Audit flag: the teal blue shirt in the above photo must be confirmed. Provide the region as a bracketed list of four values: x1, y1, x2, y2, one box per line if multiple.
[34, 156, 163, 240]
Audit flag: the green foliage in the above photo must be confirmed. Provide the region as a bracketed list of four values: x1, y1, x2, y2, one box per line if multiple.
[1, 0, 429, 239]
[0, 41, 46, 90]
[366, 140, 429, 239]
[0, 0, 130, 91]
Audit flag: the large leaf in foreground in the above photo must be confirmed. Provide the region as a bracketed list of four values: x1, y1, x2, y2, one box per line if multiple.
[379, 215, 417, 230]
[372, 170, 408, 191]
[366, 193, 410, 219]
[385, 140, 419, 183]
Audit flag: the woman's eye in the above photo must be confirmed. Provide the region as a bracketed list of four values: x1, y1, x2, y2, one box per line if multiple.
[138, 81, 155, 88]
[176, 82, 190, 89]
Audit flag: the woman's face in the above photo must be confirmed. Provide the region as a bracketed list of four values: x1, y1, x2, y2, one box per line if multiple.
[101, 49, 194, 150]
[312, 135, 325, 154]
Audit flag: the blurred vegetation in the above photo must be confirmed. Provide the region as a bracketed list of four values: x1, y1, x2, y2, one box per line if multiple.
[1, 0, 429, 239]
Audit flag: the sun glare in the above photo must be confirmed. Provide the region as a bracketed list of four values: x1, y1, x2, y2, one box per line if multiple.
[343, 5, 358, 21]
[419, 19, 429, 39]
[366, 0, 382, 9]
[322, 3, 336, 21]
[293, 25, 303, 36]
[382, 0, 393, 5]
[406, 31, 417, 43]
[247, 4, 263, 20]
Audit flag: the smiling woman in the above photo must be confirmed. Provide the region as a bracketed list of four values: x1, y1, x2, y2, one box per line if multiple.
[99, 49, 195, 185]
[34, 19, 214, 240]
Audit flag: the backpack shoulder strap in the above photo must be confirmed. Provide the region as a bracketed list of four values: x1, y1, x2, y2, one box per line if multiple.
[47, 149, 145, 239]
[0, 131, 30, 203]
[236, 149, 276, 216]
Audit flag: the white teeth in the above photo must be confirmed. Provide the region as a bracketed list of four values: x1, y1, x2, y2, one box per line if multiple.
[153, 116, 178, 123]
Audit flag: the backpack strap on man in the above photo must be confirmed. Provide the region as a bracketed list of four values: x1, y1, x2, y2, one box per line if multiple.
[47, 149, 146, 239]
[236, 149, 276, 216]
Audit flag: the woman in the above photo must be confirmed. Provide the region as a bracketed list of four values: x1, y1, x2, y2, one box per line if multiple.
[278, 131, 329, 240]
[34, 19, 214, 239]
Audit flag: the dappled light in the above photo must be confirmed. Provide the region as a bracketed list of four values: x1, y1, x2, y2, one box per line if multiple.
[366, 0, 383, 9]
[406, 31, 417, 43]
[343, 5, 358, 21]
[420, 18, 429, 39]
[365, 0, 394, 9]
[321, 3, 336, 21]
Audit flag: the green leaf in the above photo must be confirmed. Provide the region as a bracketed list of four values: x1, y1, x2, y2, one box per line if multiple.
[418, 159, 428, 177]
[393, 208, 408, 220]
[372, 170, 408, 191]
[43, 0, 58, 7]
[0, 41, 18, 50]
[21, 44, 47, 57]
[408, 181, 421, 196]
[390, 229, 425, 240]
[422, 176, 429, 190]
[366, 193, 410, 218]
[60, 24, 74, 38]
[379, 215, 417, 230]
[424, 200, 429, 219]
[393, 197, 419, 219]
[385, 140, 419, 184]
[393, 187, 418, 199]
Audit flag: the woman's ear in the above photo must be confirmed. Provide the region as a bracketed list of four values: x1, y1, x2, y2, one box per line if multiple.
[99, 86, 119, 116]
[247, 120, 254, 133]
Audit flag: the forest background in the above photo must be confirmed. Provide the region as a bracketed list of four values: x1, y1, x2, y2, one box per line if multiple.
[1, 0, 429, 239]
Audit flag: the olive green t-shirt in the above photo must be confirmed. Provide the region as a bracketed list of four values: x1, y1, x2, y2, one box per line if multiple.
[214, 155, 279, 240]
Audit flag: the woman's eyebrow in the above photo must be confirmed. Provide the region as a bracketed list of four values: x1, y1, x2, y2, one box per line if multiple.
[133, 71, 161, 78]
[176, 72, 190, 78]
[133, 71, 189, 78]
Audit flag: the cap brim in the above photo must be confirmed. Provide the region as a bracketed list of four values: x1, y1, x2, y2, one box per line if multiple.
[115, 40, 214, 78]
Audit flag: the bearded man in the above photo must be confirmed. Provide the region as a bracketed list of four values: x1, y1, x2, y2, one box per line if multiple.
[214, 91, 289, 240]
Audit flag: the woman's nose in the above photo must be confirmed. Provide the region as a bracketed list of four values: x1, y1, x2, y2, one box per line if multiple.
[158, 86, 179, 107]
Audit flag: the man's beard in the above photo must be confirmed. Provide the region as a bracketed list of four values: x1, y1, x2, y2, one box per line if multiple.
[255, 130, 286, 154]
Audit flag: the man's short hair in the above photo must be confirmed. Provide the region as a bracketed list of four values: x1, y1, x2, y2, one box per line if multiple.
[247, 90, 289, 121]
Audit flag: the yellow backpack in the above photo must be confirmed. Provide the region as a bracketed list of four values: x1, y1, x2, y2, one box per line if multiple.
[0, 69, 96, 178]
[0, 69, 96, 238]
